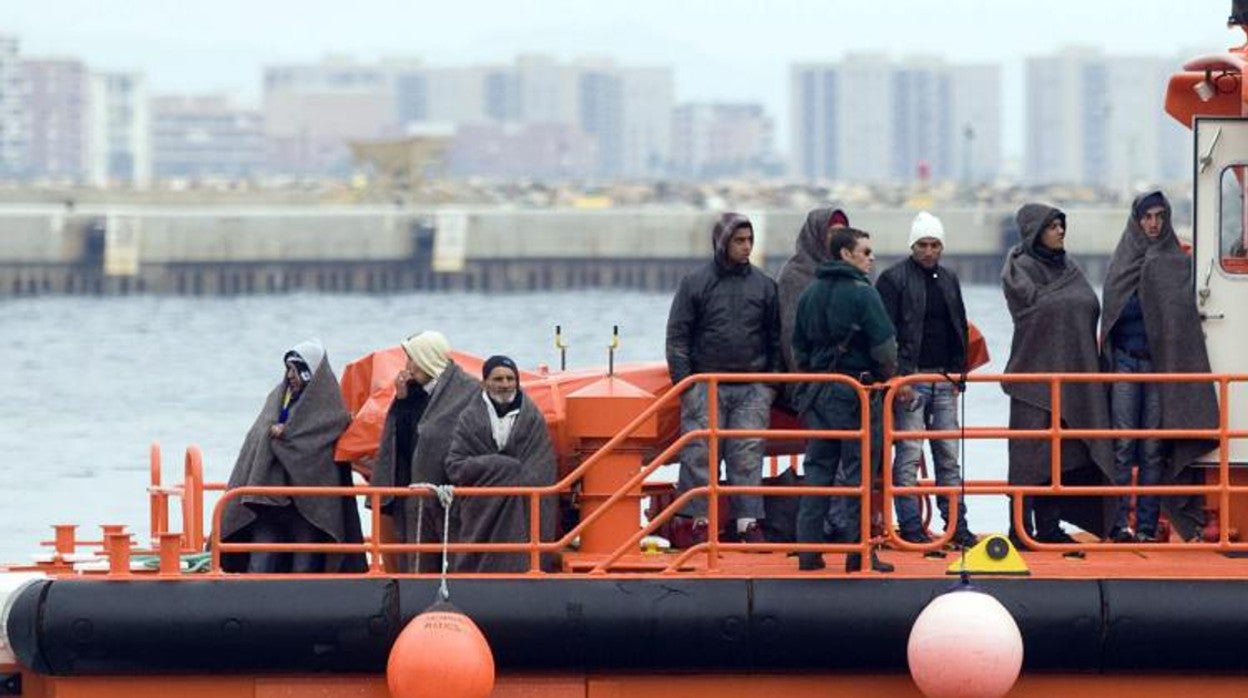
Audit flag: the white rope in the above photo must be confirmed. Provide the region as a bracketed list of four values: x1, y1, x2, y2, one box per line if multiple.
[409, 482, 455, 601]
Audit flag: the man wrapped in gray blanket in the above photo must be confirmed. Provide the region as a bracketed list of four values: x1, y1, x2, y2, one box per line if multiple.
[447, 355, 558, 573]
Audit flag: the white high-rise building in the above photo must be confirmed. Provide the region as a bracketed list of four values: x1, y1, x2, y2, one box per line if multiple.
[21, 58, 89, 180]
[619, 66, 672, 178]
[834, 54, 895, 183]
[87, 71, 151, 188]
[1025, 47, 1186, 187]
[0, 35, 25, 178]
[151, 94, 264, 180]
[392, 56, 672, 179]
[515, 55, 578, 125]
[950, 64, 1002, 183]
[671, 103, 777, 179]
[263, 58, 397, 175]
[790, 56, 1001, 183]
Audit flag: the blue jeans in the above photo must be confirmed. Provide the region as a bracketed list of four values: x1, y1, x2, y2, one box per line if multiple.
[677, 381, 774, 520]
[1110, 350, 1164, 536]
[797, 384, 882, 545]
[892, 381, 970, 539]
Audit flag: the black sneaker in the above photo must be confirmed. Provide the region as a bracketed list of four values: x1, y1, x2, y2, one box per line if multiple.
[1110, 528, 1136, 544]
[901, 530, 934, 545]
[1036, 529, 1078, 545]
[845, 550, 894, 573]
[798, 553, 826, 571]
[1134, 531, 1157, 543]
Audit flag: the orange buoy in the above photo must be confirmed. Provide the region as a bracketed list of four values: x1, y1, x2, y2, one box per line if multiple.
[907, 587, 1023, 698]
[387, 601, 495, 698]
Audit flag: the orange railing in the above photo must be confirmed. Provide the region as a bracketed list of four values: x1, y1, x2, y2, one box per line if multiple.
[203, 372, 874, 574]
[39, 371, 1248, 576]
[882, 372, 1248, 553]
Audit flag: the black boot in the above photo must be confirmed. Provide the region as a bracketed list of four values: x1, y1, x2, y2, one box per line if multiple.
[798, 553, 826, 571]
[845, 549, 894, 573]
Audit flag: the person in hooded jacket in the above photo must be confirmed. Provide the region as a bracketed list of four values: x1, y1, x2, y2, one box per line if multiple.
[1002, 204, 1114, 546]
[371, 331, 481, 572]
[776, 207, 851, 539]
[876, 211, 975, 548]
[220, 339, 366, 574]
[446, 355, 558, 573]
[1101, 190, 1219, 543]
[665, 212, 782, 546]
[778, 207, 851, 384]
[792, 226, 898, 573]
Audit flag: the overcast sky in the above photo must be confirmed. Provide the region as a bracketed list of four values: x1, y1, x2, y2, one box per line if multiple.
[2, 0, 1240, 158]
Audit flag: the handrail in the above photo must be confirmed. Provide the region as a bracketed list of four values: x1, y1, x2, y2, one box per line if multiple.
[148, 442, 166, 548]
[881, 372, 1248, 552]
[116, 370, 1248, 577]
[203, 372, 871, 574]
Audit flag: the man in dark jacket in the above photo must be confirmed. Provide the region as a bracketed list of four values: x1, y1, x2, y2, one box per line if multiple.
[876, 211, 975, 548]
[665, 212, 781, 545]
[1101, 191, 1218, 543]
[792, 227, 898, 572]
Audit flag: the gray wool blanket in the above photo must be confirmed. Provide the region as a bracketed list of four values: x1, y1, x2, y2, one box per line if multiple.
[777, 207, 844, 407]
[446, 392, 557, 573]
[1101, 191, 1220, 538]
[220, 357, 365, 573]
[372, 361, 481, 572]
[1002, 203, 1114, 533]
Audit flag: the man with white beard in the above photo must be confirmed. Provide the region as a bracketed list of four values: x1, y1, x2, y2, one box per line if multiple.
[446, 355, 559, 572]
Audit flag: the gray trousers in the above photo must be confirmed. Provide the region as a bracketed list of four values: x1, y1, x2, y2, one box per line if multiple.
[677, 381, 774, 520]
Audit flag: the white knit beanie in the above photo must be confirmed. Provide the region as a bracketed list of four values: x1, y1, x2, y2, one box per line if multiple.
[401, 330, 452, 378]
[908, 211, 946, 248]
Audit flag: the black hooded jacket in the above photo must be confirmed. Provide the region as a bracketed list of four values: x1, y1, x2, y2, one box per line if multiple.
[665, 213, 782, 384]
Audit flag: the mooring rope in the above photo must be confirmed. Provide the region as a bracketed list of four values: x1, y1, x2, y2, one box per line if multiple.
[410, 482, 456, 602]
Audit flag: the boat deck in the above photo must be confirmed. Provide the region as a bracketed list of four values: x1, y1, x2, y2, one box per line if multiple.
[563, 543, 1248, 580]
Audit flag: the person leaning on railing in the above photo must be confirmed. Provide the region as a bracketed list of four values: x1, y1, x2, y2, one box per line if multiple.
[1001, 204, 1114, 547]
[1100, 190, 1220, 544]
[791, 226, 900, 573]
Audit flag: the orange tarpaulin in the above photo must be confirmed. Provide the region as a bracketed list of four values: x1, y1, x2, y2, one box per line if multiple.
[334, 348, 679, 477]
[334, 326, 988, 477]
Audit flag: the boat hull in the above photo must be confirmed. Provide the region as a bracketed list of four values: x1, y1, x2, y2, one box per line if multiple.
[9, 576, 1248, 676]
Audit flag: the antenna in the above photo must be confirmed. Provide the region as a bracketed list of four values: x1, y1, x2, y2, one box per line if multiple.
[554, 325, 568, 371]
[608, 325, 619, 376]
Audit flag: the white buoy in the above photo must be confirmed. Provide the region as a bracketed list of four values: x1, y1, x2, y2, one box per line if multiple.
[907, 587, 1023, 698]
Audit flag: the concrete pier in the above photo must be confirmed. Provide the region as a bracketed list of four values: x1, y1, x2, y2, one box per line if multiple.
[0, 205, 1135, 296]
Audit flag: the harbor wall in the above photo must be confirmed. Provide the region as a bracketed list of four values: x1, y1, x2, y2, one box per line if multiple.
[0, 205, 1141, 296]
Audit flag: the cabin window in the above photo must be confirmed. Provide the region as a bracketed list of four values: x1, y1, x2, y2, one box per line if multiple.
[1220, 165, 1248, 272]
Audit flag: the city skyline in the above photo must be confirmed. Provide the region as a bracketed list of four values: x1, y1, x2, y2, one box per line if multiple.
[1, 0, 1236, 158]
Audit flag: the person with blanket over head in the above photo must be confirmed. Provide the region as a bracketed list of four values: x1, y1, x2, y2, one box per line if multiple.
[446, 355, 557, 573]
[1100, 190, 1219, 543]
[220, 339, 366, 574]
[1002, 204, 1114, 547]
[372, 331, 481, 573]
